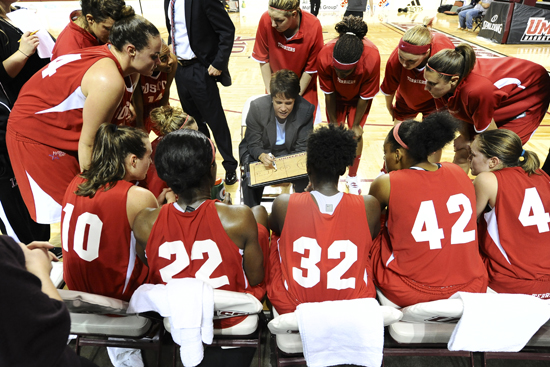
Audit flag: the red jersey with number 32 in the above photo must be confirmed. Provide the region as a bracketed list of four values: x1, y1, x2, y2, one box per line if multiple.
[61, 176, 147, 301]
[385, 163, 486, 286]
[272, 192, 375, 313]
[479, 167, 550, 283]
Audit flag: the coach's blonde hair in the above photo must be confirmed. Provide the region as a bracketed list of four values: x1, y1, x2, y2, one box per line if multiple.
[475, 129, 540, 176]
[269, 0, 300, 15]
[402, 17, 434, 47]
[150, 105, 196, 136]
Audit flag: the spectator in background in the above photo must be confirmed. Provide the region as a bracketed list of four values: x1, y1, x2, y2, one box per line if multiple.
[458, 0, 491, 31]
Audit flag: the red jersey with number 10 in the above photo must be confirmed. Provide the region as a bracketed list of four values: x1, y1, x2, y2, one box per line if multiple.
[61, 176, 147, 302]
[268, 192, 375, 315]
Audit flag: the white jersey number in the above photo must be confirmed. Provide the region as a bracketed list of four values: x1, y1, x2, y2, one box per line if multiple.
[62, 203, 103, 262]
[158, 239, 230, 287]
[411, 193, 475, 249]
[292, 237, 357, 290]
[42, 54, 82, 78]
[519, 187, 550, 233]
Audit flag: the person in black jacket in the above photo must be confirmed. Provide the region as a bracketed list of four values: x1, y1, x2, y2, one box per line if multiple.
[164, 0, 239, 186]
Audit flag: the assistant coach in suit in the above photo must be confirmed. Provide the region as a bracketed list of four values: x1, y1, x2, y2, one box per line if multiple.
[239, 70, 313, 207]
[164, 0, 239, 185]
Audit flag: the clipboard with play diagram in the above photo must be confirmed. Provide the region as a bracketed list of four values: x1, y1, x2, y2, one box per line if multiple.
[248, 152, 307, 187]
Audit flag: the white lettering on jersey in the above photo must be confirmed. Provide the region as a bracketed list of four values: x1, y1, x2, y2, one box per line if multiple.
[277, 42, 295, 52]
[337, 77, 356, 84]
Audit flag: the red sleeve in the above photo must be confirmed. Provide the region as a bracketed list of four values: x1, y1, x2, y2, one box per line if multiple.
[251, 12, 270, 63]
[360, 48, 381, 99]
[380, 48, 402, 96]
[304, 20, 324, 73]
[463, 85, 499, 133]
[317, 46, 335, 94]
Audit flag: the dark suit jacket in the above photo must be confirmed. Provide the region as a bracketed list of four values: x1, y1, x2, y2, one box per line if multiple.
[239, 95, 314, 165]
[164, 0, 234, 86]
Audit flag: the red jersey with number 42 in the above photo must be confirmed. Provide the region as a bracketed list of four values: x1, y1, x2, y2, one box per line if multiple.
[61, 176, 147, 302]
[270, 192, 375, 314]
[385, 163, 486, 286]
[479, 167, 550, 284]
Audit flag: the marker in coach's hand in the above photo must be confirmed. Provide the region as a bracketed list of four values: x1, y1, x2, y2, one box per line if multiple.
[19, 30, 39, 42]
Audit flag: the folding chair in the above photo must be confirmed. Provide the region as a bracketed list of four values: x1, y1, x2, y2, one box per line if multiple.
[377, 289, 475, 366]
[59, 289, 165, 366]
[472, 12, 485, 32]
[267, 304, 404, 367]
[164, 289, 265, 367]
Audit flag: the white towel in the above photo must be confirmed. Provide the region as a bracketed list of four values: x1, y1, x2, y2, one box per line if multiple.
[295, 298, 384, 367]
[128, 279, 214, 367]
[448, 292, 550, 352]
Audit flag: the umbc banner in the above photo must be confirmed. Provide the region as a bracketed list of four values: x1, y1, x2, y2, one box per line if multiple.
[508, 4, 550, 43]
[479, 2, 510, 44]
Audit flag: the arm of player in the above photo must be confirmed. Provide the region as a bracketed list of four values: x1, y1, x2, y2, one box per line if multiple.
[368, 174, 391, 212]
[351, 98, 372, 140]
[132, 207, 162, 266]
[325, 93, 338, 124]
[363, 195, 381, 239]
[268, 194, 290, 236]
[299, 72, 313, 97]
[260, 62, 272, 94]
[384, 93, 396, 121]
[473, 171, 498, 221]
[127, 186, 159, 265]
[79, 59, 125, 171]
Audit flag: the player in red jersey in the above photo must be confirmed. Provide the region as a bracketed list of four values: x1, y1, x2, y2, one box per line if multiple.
[142, 105, 197, 198]
[380, 18, 454, 122]
[62, 124, 158, 301]
[6, 15, 161, 224]
[133, 129, 265, 326]
[52, 0, 133, 60]
[252, 0, 324, 124]
[268, 124, 381, 315]
[368, 112, 487, 307]
[317, 16, 380, 195]
[425, 43, 550, 173]
[133, 42, 177, 133]
[470, 129, 550, 299]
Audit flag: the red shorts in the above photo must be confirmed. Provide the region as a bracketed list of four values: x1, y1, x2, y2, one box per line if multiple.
[325, 99, 372, 128]
[370, 229, 488, 307]
[6, 130, 79, 223]
[393, 92, 436, 122]
[487, 269, 550, 300]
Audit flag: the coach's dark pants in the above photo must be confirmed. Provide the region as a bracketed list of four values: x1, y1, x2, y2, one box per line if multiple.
[174, 62, 238, 173]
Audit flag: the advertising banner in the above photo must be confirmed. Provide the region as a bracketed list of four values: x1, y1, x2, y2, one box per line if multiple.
[479, 1, 511, 44]
[507, 3, 550, 44]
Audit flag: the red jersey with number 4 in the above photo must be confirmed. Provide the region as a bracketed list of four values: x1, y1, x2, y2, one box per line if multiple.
[318, 38, 380, 102]
[252, 11, 323, 109]
[384, 163, 486, 286]
[380, 33, 454, 114]
[61, 176, 147, 302]
[8, 45, 125, 152]
[268, 192, 376, 315]
[434, 57, 550, 143]
[479, 167, 550, 295]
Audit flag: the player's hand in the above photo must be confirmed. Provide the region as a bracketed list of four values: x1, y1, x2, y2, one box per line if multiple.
[19, 31, 39, 57]
[223, 192, 232, 205]
[157, 188, 177, 205]
[351, 125, 363, 140]
[208, 65, 222, 76]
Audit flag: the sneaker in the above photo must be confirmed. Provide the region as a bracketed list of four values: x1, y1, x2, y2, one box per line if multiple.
[457, 26, 465, 30]
[225, 170, 238, 186]
[346, 176, 362, 195]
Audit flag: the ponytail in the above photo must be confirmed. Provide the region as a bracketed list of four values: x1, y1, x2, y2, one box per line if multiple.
[427, 43, 476, 82]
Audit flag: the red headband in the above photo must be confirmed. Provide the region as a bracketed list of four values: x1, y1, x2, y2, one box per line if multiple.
[207, 138, 215, 164]
[426, 63, 458, 77]
[268, 5, 296, 12]
[332, 57, 359, 71]
[398, 39, 430, 55]
[393, 123, 409, 150]
[178, 114, 190, 130]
